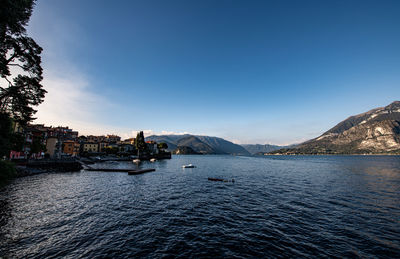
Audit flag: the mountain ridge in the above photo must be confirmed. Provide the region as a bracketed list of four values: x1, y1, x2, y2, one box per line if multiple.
[271, 101, 400, 154]
[241, 144, 285, 154]
[146, 134, 250, 155]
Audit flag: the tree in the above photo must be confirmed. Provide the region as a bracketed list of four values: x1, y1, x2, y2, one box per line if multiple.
[0, 109, 24, 157]
[104, 146, 118, 155]
[157, 142, 168, 151]
[135, 131, 147, 152]
[0, 0, 46, 125]
[0, 112, 13, 157]
[30, 137, 45, 155]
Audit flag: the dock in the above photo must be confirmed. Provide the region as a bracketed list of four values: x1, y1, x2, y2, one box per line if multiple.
[84, 167, 156, 175]
[85, 168, 135, 172]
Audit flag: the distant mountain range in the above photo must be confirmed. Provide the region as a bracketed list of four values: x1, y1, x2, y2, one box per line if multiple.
[271, 101, 400, 154]
[146, 134, 250, 155]
[146, 101, 400, 155]
[241, 144, 286, 154]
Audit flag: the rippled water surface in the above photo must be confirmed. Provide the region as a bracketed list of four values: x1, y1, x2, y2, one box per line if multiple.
[1, 155, 400, 258]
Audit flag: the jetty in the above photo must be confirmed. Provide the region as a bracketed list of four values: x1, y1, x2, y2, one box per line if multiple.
[80, 160, 156, 175]
[86, 168, 136, 172]
[84, 167, 156, 175]
[24, 159, 83, 172]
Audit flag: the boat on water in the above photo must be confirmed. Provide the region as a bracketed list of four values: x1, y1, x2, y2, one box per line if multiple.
[208, 177, 235, 182]
[150, 158, 157, 162]
[182, 164, 196, 168]
[133, 159, 141, 163]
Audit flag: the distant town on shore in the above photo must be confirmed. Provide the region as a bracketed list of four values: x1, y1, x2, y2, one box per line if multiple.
[7, 99, 400, 162]
[8, 123, 170, 160]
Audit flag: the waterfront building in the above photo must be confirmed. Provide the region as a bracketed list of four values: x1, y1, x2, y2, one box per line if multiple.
[63, 141, 80, 156]
[146, 141, 159, 155]
[87, 135, 106, 143]
[122, 138, 135, 145]
[19, 128, 36, 158]
[106, 135, 121, 143]
[46, 126, 78, 140]
[9, 150, 24, 159]
[46, 137, 58, 157]
[119, 144, 135, 153]
[98, 142, 108, 152]
[83, 142, 99, 153]
[107, 143, 119, 149]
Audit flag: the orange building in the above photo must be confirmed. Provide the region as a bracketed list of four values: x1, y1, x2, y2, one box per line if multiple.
[63, 141, 80, 156]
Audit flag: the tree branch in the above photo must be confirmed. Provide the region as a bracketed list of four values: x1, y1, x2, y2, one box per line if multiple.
[2, 76, 13, 87]
[5, 52, 17, 65]
[8, 63, 25, 70]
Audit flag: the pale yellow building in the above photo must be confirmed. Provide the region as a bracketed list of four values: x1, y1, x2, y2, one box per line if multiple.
[46, 137, 58, 157]
[83, 143, 99, 153]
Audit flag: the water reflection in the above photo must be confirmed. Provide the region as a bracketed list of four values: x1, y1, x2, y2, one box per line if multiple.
[0, 155, 399, 258]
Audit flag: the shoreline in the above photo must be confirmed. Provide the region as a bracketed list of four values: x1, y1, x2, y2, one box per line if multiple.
[263, 153, 400, 156]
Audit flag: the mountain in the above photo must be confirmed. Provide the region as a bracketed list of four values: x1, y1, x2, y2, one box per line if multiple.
[173, 146, 199, 155]
[143, 135, 180, 151]
[241, 144, 282, 154]
[271, 101, 400, 154]
[177, 136, 216, 154]
[146, 134, 250, 155]
[194, 135, 250, 155]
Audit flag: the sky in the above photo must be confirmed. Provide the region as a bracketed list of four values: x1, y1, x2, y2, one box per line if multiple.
[26, 0, 400, 145]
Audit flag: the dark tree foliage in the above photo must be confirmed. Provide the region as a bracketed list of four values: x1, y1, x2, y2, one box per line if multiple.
[158, 142, 168, 150]
[30, 137, 45, 155]
[0, 113, 24, 157]
[0, 112, 12, 157]
[135, 131, 147, 151]
[104, 147, 119, 155]
[78, 135, 87, 142]
[0, 0, 46, 125]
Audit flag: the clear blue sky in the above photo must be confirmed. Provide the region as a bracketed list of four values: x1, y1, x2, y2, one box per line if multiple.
[28, 0, 400, 144]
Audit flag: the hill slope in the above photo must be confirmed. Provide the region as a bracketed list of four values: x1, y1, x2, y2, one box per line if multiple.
[271, 101, 400, 154]
[146, 134, 250, 155]
[241, 144, 283, 154]
[195, 135, 249, 155]
[176, 136, 216, 154]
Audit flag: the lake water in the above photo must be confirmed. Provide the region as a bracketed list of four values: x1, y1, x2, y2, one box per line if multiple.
[1, 155, 400, 258]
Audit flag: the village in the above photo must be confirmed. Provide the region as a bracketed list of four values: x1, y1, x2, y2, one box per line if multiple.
[8, 124, 171, 161]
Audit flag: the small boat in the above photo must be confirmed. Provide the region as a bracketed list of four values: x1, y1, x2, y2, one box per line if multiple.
[208, 177, 235, 182]
[208, 177, 224, 182]
[133, 159, 141, 163]
[182, 164, 196, 168]
[150, 158, 157, 162]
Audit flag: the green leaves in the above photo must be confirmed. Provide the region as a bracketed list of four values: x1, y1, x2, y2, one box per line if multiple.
[0, 0, 45, 125]
[158, 142, 168, 150]
[135, 131, 147, 151]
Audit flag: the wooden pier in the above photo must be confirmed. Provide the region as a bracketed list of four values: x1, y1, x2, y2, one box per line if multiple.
[84, 167, 156, 175]
[86, 168, 135, 172]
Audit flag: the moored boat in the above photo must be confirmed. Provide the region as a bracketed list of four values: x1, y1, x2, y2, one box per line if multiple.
[182, 164, 196, 168]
